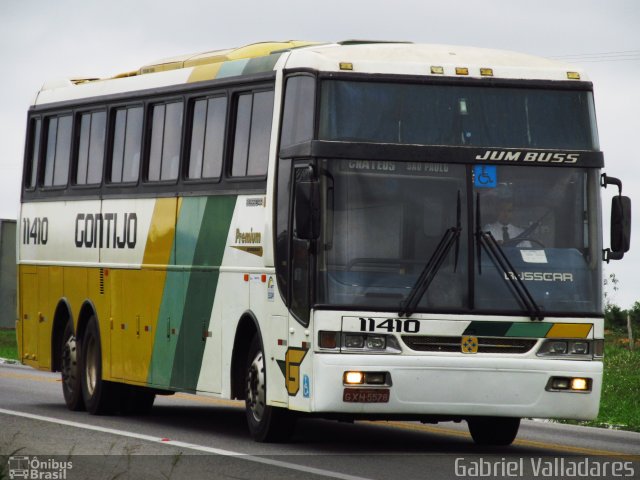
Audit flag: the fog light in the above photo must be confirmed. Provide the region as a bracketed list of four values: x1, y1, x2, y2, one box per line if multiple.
[571, 378, 589, 391]
[551, 378, 570, 390]
[344, 371, 364, 384]
[364, 372, 387, 385]
[547, 376, 591, 392]
[366, 336, 386, 349]
[319, 331, 338, 349]
[344, 334, 365, 348]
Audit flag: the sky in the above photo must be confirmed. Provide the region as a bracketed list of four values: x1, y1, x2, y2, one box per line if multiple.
[1, 0, 638, 308]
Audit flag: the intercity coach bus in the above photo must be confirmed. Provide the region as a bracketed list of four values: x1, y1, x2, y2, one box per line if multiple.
[17, 41, 631, 445]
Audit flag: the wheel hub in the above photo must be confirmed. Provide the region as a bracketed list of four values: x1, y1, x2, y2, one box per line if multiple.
[84, 336, 98, 396]
[247, 351, 266, 422]
[61, 336, 78, 391]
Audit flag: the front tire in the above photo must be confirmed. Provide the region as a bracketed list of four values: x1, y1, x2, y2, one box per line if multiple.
[61, 320, 84, 411]
[80, 316, 119, 415]
[245, 336, 296, 442]
[468, 417, 520, 446]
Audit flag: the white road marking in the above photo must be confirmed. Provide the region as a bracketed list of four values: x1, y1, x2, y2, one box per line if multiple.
[0, 407, 372, 480]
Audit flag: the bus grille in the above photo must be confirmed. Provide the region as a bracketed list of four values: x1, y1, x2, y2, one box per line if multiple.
[401, 335, 537, 354]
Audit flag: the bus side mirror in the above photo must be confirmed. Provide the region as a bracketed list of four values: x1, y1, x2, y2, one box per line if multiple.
[295, 175, 320, 240]
[605, 195, 631, 262]
[601, 174, 631, 262]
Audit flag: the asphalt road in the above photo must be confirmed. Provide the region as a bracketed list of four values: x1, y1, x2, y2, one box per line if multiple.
[1, 361, 638, 480]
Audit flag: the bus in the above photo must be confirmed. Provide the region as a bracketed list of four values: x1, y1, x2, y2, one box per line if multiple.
[17, 40, 631, 445]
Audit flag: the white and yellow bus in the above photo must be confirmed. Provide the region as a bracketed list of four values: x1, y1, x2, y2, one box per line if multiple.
[17, 41, 631, 445]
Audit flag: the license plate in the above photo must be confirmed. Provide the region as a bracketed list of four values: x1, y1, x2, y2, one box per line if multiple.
[343, 388, 390, 403]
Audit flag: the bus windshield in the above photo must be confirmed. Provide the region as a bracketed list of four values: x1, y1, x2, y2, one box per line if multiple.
[319, 80, 599, 150]
[316, 160, 602, 315]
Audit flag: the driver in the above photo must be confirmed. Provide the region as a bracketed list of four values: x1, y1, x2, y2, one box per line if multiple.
[484, 200, 532, 247]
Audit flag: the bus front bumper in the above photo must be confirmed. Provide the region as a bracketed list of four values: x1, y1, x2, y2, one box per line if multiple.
[311, 354, 602, 420]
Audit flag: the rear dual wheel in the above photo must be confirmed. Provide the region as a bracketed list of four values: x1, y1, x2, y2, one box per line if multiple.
[79, 316, 120, 415]
[61, 320, 84, 411]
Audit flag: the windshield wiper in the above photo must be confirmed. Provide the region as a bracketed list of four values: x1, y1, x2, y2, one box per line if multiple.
[399, 191, 462, 317]
[475, 193, 544, 321]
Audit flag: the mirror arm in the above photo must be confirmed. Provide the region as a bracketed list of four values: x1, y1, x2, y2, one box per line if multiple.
[601, 173, 623, 195]
[603, 249, 624, 263]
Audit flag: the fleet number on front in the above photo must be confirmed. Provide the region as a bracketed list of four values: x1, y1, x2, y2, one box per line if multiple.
[359, 317, 420, 333]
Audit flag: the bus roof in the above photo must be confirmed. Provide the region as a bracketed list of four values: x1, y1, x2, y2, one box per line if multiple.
[33, 41, 587, 106]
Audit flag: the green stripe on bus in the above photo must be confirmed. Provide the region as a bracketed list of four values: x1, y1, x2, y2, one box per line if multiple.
[242, 54, 281, 75]
[217, 59, 250, 78]
[148, 197, 206, 388]
[505, 322, 552, 338]
[170, 195, 237, 390]
[462, 321, 512, 337]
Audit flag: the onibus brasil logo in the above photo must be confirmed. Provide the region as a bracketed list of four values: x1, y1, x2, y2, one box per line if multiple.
[8, 456, 72, 479]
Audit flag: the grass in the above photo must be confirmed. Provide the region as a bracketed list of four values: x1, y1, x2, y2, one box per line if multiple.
[579, 330, 640, 432]
[1, 327, 638, 431]
[0, 328, 18, 361]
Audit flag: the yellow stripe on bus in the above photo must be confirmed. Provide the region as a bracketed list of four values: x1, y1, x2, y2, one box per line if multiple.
[545, 323, 592, 338]
[142, 198, 178, 267]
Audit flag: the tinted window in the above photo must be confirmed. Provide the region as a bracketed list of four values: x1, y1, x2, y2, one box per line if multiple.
[231, 90, 274, 177]
[25, 118, 41, 189]
[148, 101, 183, 182]
[76, 111, 106, 185]
[111, 106, 143, 183]
[43, 115, 72, 187]
[280, 76, 315, 148]
[320, 80, 598, 150]
[188, 96, 227, 179]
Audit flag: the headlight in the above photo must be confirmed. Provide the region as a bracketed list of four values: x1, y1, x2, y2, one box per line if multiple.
[344, 334, 365, 348]
[537, 339, 597, 358]
[538, 340, 568, 356]
[366, 335, 386, 349]
[569, 341, 589, 355]
[341, 333, 402, 353]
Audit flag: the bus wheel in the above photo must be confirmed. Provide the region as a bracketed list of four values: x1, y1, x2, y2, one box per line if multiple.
[468, 417, 520, 446]
[121, 386, 156, 415]
[61, 320, 84, 411]
[80, 316, 119, 415]
[245, 336, 296, 442]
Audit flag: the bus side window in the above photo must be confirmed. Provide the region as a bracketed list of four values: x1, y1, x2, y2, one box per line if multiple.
[148, 101, 183, 182]
[110, 106, 143, 184]
[76, 111, 106, 185]
[43, 114, 72, 187]
[231, 89, 274, 178]
[188, 96, 227, 180]
[25, 118, 41, 189]
[280, 76, 315, 149]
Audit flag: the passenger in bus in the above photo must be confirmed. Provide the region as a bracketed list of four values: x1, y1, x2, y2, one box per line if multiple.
[483, 200, 532, 247]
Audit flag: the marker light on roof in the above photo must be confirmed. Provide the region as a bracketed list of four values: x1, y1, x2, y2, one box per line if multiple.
[430, 66, 444, 75]
[567, 71, 581, 80]
[339, 62, 353, 71]
[455, 67, 469, 75]
[480, 68, 494, 77]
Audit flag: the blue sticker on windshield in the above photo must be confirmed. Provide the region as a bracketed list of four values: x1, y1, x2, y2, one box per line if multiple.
[474, 165, 497, 188]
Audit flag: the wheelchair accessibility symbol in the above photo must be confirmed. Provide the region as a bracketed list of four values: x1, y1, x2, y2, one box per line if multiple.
[473, 165, 497, 188]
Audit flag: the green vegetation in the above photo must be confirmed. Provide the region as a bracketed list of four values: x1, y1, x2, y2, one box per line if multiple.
[586, 330, 640, 432]
[0, 329, 18, 360]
